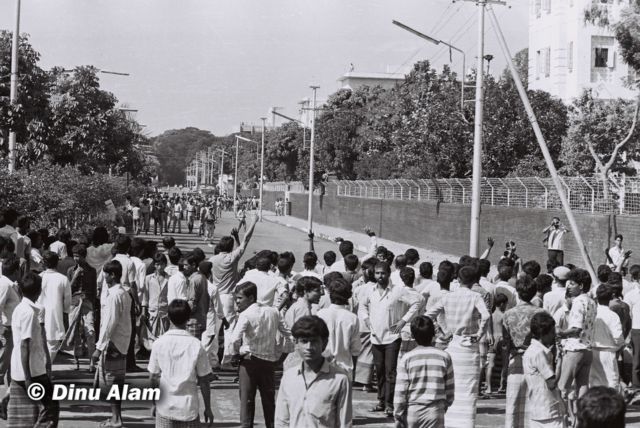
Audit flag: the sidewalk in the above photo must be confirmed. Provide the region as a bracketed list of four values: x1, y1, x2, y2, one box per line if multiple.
[261, 210, 458, 266]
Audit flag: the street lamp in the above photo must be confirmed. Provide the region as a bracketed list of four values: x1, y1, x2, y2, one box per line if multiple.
[260, 117, 267, 221]
[307, 86, 319, 234]
[392, 20, 466, 110]
[8, 0, 20, 173]
[234, 135, 261, 212]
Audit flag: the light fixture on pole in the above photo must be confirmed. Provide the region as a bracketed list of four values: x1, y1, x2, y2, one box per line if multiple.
[392, 19, 466, 110]
[260, 117, 267, 221]
[308, 85, 319, 234]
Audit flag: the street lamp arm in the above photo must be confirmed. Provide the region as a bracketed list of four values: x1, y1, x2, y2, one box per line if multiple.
[236, 135, 260, 145]
[392, 20, 440, 45]
[272, 110, 306, 126]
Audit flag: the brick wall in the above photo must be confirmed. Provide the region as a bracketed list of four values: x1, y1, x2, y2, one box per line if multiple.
[261, 184, 640, 268]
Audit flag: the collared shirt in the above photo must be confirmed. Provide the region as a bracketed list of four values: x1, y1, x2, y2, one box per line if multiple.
[143, 273, 169, 315]
[479, 277, 496, 298]
[609, 298, 632, 338]
[209, 248, 245, 295]
[553, 305, 570, 350]
[547, 228, 567, 251]
[625, 287, 640, 330]
[96, 283, 132, 354]
[543, 287, 566, 316]
[523, 339, 565, 421]
[167, 271, 190, 304]
[38, 269, 72, 340]
[239, 270, 287, 307]
[393, 345, 454, 419]
[230, 302, 293, 362]
[593, 304, 624, 351]
[148, 329, 212, 421]
[358, 283, 423, 345]
[0, 275, 20, 327]
[502, 302, 545, 350]
[353, 281, 375, 333]
[564, 293, 596, 352]
[131, 256, 147, 300]
[472, 284, 492, 313]
[49, 240, 68, 259]
[296, 269, 323, 281]
[284, 298, 313, 329]
[495, 281, 517, 309]
[113, 253, 136, 287]
[415, 279, 440, 304]
[275, 359, 352, 428]
[11, 298, 47, 381]
[204, 282, 224, 336]
[317, 304, 361, 374]
[608, 246, 629, 269]
[189, 272, 209, 329]
[425, 287, 490, 337]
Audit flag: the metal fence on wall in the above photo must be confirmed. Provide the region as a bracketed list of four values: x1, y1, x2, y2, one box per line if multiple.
[330, 177, 640, 216]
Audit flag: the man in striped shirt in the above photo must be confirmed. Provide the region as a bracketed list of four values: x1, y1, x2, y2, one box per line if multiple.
[394, 315, 454, 428]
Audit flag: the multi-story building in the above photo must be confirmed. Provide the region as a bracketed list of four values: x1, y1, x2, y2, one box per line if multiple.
[528, 0, 635, 102]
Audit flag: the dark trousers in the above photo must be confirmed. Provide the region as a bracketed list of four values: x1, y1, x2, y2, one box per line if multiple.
[238, 356, 275, 428]
[153, 217, 162, 235]
[631, 329, 640, 387]
[372, 339, 402, 410]
[547, 249, 564, 273]
[126, 301, 137, 368]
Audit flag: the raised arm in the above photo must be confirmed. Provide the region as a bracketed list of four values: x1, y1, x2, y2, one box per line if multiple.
[480, 237, 494, 260]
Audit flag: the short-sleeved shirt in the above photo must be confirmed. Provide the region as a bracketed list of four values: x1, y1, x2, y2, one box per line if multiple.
[503, 302, 545, 350]
[564, 293, 597, 351]
[11, 298, 47, 381]
[209, 248, 245, 295]
[0, 275, 21, 327]
[148, 329, 212, 421]
[523, 339, 565, 420]
[132, 207, 141, 219]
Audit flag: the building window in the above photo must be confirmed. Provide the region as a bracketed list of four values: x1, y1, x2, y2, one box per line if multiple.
[568, 42, 574, 72]
[594, 48, 609, 68]
[544, 47, 551, 77]
[542, 0, 551, 14]
[535, 0, 541, 18]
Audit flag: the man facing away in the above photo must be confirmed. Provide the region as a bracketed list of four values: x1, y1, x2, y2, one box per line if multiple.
[275, 316, 352, 428]
[148, 299, 214, 426]
[38, 250, 71, 362]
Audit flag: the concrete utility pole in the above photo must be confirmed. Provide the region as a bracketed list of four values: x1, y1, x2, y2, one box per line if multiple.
[260, 117, 267, 221]
[234, 137, 239, 212]
[308, 86, 319, 235]
[463, 0, 505, 256]
[8, 0, 21, 173]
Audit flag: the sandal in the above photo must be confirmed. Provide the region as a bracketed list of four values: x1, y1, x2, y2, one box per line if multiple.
[370, 404, 385, 412]
[99, 420, 123, 428]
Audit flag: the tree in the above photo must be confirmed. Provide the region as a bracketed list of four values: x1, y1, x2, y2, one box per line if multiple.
[263, 122, 302, 181]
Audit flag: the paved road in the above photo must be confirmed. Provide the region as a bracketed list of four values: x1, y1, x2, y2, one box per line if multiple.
[1, 212, 640, 427]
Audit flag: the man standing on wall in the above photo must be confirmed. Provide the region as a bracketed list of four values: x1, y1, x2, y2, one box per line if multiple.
[543, 217, 569, 273]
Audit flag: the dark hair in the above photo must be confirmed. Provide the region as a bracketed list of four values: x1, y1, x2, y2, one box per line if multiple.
[162, 236, 176, 250]
[153, 253, 167, 264]
[2, 254, 20, 276]
[338, 240, 354, 257]
[279, 251, 295, 267]
[458, 265, 477, 286]
[534, 274, 553, 295]
[329, 278, 352, 305]
[405, 249, 419, 265]
[419, 262, 433, 279]
[498, 264, 513, 282]
[411, 316, 435, 346]
[437, 261, 455, 290]
[17, 215, 30, 231]
[277, 257, 293, 274]
[103, 260, 123, 280]
[42, 250, 59, 269]
[323, 272, 343, 291]
[323, 251, 337, 266]
[384, 250, 395, 266]
[344, 254, 359, 271]
[458, 255, 474, 267]
[236, 281, 258, 301]
[168, 247, 182, 265]
[168, 299, 191, 326]
[530, 311, 555, 339]
[115, 235, 131, 253]
[361, 258, 377, 282]
[291, 315, 329, 340]
[615, 234, 623, 241]
[197, 261, 211, 277]
[374, 261, 391, 274]
[302, 276, 323, 293]
[256, 257, 271, 272]
[27, 231, 41, 247]
[522, 260, 541, 279]
[1, 208, 19, 227]
[576, 386, 625, 428]
[477, 259, 491, 277]
[607, 272, 623, 286]
[130, 237, 146, 257]
[494, 292, 508, 307]
[516, 275, 537, 302]
[19, 272, 42, 299]
[596, 284, 613, 305]
[597, 264, 612, 284]
[395, 255, 408, 269]
[631, 264, 640, 281]
[303, 252, 318, 270]
[218, 236, 235, 253]
[400, 267, 415, 287]
[191, 248, 206, 264]
[567, 268, 592, 292]
[72, 244, 87, 258]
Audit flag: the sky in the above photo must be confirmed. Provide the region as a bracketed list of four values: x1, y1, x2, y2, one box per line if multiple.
[0, 0, 529, 137]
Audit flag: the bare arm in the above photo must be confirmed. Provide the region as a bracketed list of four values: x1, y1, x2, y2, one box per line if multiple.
[480, 237, 494, 260]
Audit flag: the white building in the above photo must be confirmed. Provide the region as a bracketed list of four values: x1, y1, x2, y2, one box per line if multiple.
[528, 0, 635, 102]
[338, 72, 405, 91]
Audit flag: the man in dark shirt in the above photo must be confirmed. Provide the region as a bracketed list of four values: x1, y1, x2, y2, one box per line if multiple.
[67, 243, 98, 371]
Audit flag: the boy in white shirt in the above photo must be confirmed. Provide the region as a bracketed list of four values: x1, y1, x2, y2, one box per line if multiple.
[590, 284, 624, 391]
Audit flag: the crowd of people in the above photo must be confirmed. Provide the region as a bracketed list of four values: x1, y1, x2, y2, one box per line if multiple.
[0, 205, 635, 427]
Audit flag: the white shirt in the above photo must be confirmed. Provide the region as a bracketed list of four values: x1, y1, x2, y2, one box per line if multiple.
[479, 277, 496, 297]
[239, 270, 287, 307]
[592, 304, 624, 351]
[38, 269, 71, 340]
[97, 283, 132, 354]
[608, 246, 628, 269]
[0, 275, 20, 327]
[167, 271, 190, 304]
[131, 256, 147, 301]
[495, 280, 517, 309]
[390, 271, 403, 288]
[547, 228, 567, 251]
[296, 269, 323, 281]
[11, 298, 47, 381]
[317, 304, 361, 375]
[625, 288, 640, 330]
[49, 241, 68, 259]
[204, 282, 224, 337]
[113, 253, 137, 287]
[543, 287, 566, 317]
[148, 329, 212, 421]
[415, 279, 440, 306]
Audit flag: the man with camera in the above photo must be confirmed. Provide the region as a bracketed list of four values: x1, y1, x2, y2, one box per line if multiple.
[543, 217, 569, 273]
[606, 234, 632, 273]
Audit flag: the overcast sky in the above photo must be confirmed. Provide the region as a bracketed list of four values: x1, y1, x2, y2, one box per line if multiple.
[0, 0, 528, 136]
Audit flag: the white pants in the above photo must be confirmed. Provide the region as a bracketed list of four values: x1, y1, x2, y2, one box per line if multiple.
[590, 349, 620, 391]
[47, 339, 62, 363]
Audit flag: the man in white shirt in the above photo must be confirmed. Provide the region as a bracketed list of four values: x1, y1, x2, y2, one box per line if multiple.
[49, 228, 71, 260]
[591, 284, 624, 391]
[329, 229, 378, 273]
[166, 247, 191, 304]
[625, 264, 640, 389]
[92, 260, 132, 428]
[0, 255, 22, 387]
[415, 262, 440, 304]
[129, 237, 148, 370]
[239, 257, 288, 307]
[38, 251, 72, 362]
[358, 261, 423, 417]
[149, 299, 214, 426]
[8, 272, 58, 427]
[318, 278, 362, 377]
[543, 266, 570, 316]
[543, 217, 569, 273]
[607, 234, 631, 271]
[495, 264, 517, 310]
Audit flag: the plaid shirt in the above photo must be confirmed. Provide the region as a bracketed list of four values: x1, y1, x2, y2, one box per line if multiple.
[393, 345, 454, 419]
[425, 287, 490, 337]
[230, 302, 293, 361]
